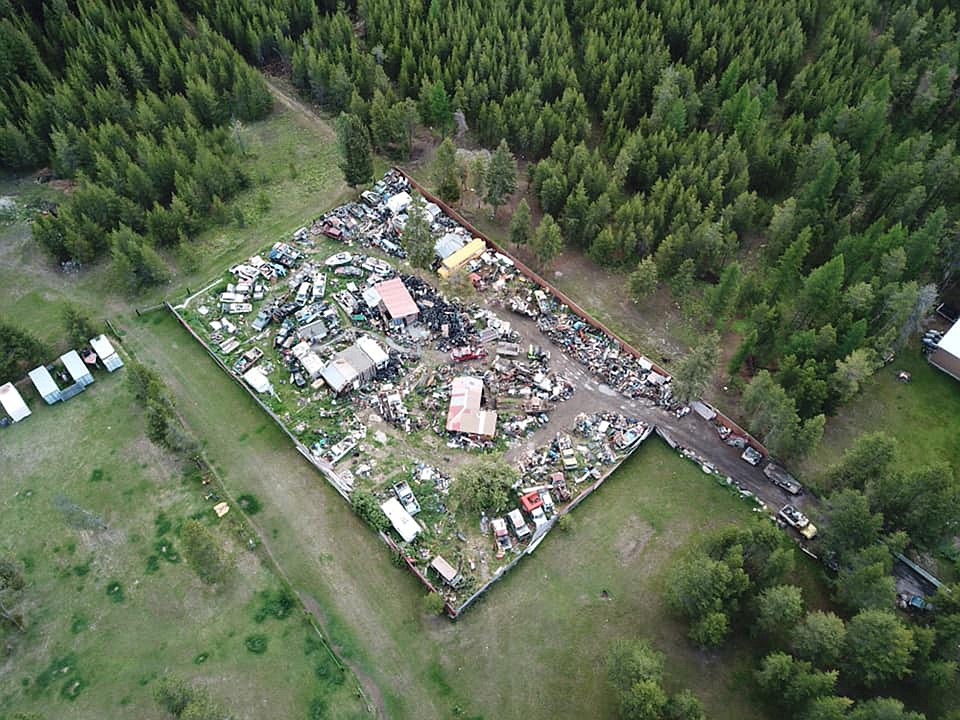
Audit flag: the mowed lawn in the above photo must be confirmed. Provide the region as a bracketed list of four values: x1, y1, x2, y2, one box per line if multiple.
[120, 311, 773, 720]
[797, 346, 960, 479]
[0, 373, 366, 720]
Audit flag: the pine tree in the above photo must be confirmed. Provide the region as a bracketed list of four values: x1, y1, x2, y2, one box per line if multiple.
[433, 138, 461, 203]
[484, 139, 517, 219]
[335, 113, 373, 188]
[403, 194, 434, 269]
[629, 257, 658, 300]
[670, 332, 719, 403]
[531, 214, 563, 267]
[509, 198, 531, 246]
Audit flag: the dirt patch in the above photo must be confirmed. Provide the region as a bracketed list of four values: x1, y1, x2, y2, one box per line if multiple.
[614, 515, 655, 563]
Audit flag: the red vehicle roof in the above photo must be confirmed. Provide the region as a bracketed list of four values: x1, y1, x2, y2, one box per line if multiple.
[520, 491, 543, 513]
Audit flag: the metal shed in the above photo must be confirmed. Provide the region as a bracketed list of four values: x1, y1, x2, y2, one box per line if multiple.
[357, 336, 389, 368]
[28, 365, 62, 404]
[60, 350, 94, 387]
[0, 382, 31, 422]
[89, 335, 124, 372]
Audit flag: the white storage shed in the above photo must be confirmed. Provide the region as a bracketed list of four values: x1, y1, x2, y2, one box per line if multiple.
[90, 335, 124, 372]
[60, 350, 94, 387]
[28, 366, 62, 404]
[0, 383, 31, 422]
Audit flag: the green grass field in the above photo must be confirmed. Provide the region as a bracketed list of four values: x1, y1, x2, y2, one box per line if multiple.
[797, 346, 960, 478]
[0, 371, 366, 720]
[116, 309, 785, 720]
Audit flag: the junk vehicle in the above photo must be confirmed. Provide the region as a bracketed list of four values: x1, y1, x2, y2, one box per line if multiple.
[325, 251, 353, 266]
[496, 342, 521, 357]
[233, 347, 263, 374]
[451, 346, 488, 362]
[312, 273, 326, 301]
[223, 302, 252, 315]
[560, 447, 579, 471]
[392, 481, 421, 515]
[779, 504, 818, 540]
[295, 282, 311, 306]
[492, 517, 512, 554]
[527, 345, 550, 362]
[764, 463, 804, 495]
[251, 309, 271, 331]
[740, 445, 763, 466]
[539, 490, 555, 516]
[507, 509, 531, 540]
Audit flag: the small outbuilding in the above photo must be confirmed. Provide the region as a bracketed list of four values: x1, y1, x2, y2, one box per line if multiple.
[434, 232, 465, 260]
[430, 555, 464, 588]
[0, 382, 31, 422]
[357, 336, 389, 368]
[60, 350, 94, 387]
[28, 365, 62, 404]
[380, 496, 421, 542]
[929, 321, 960, 381]
[374, 277, 419, 326]
[89, 334, 124, 372]
[446, 376, 498, 439]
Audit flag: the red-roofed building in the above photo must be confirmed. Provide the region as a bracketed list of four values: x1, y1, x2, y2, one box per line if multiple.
[445, 376, 497, 438]
[374, 277, 419, 326]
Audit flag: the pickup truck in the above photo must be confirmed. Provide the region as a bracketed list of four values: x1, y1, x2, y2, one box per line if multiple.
[764, 462, 804, 495]
[740, 445, 763, 466]
[779, 504, 818, 539]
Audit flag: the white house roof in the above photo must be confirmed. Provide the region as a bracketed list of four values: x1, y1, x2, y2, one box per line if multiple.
[28, 366, 60, 398]
[60, 350, 91, 383]
[357, 336, 389, 367]
[242, 367, 271, 394]
[380, 496, 421, 542]
[937, 320, 960, 358]
[0, 383, 31, 422]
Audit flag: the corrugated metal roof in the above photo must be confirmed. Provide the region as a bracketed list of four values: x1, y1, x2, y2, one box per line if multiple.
[434, 233, 465, 260]
[89, 335, 122, 372]
[60, 350, 93, 385]
[446, 376, 497, 437]
[374, 277, 419, 320]
[321, 357, 357, 393]
[28, 366, 61, 400]
[357, 336, 389, 366]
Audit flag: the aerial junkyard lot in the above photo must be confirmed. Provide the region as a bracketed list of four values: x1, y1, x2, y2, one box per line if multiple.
[174, 170, 824, 614]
